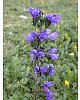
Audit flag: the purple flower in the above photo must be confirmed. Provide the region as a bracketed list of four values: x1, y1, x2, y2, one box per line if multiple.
[39, 30, 58, 42]
[48, 32, 58, 41]
[34, 64, 54, 76]
[46, 14, 53, 21]
[48, 48, 58, 54]
[42, 82, 53, 100]
[30, 49, 44, 59]
[26, 34, 34, 42]
[36, 51, 45, 59]
[26, 32, 37, 43]
[34, 66, 47, 74]
[31, 32, 38, 38]
[34, 66, 39, 74]
[41, 82, 52, 87]
[39, 29, 52, 42]
[46, 14, 61, 25]
[28, 7, 41, 19]
[51, 14, 61, 25]
[48, 48, 59, 60]
[43, 86, 50, 94]
[46, 92, 53, 100]
[31, 49, 37, 56]
[39, 67, 47, 73]
[39, 31, 48, 42]
[49, 54, 59, 60]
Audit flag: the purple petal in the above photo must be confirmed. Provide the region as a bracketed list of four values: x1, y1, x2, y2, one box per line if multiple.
[46, 14, 61, 26]
[39, 67, 47, 73]
[46, 14, 53, 21]
[31, 32, 38, 38]
[39, 32, 48, 42]
[34, 66, 47, 74]
[43, 86, 50, 94]
[49, 54, 59, 60]
[48, 32, 58, 41]
[26, 34, 34, 42]
[37, 51, 45, 59]
[30, 49, 37, 56]
[52, 14, 61, 23]
[48, 70, 54, 76]
[42, 82, 52, 87]
[31, 9, 40, 18]
[28, 7, 41, 18]
[34, 66, 39, 73]
[48, 48, 58, 54]
[46, 92, 53, 100]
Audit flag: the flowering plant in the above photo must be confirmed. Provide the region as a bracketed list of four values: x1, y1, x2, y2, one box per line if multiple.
[25, 7, 61, 100]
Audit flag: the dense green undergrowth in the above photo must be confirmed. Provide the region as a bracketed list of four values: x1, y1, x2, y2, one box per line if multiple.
[4, 0, 78, 100]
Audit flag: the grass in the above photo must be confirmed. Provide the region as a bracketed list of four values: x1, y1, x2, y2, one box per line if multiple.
[4, 0, 78, 100]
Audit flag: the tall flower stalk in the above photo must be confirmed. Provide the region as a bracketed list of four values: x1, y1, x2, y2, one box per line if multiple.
[25, 7, 61, 100]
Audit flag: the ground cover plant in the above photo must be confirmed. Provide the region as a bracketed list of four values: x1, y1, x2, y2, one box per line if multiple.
[4, 0, 78, 100]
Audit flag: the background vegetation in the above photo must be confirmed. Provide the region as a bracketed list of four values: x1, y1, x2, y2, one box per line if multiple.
[4, 0, 78, 100]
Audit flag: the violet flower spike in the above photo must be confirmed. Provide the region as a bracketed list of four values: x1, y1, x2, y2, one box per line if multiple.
[25, 7, 60, 99]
